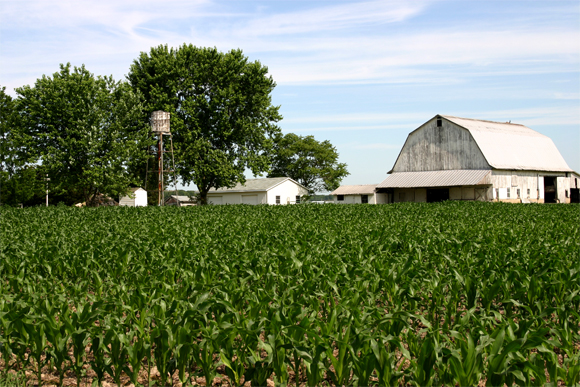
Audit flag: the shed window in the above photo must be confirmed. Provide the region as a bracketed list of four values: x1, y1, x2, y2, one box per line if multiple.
[337, 195, 344, 201]
[276, 195, 280, 204]
[507, 188, 510, 198]
[527, 188, 530, 197]
[495, 188, 499, 199]
[361, 195, 369, 204]
[516, 188, 520, 198]
[295, 195, 301, 204]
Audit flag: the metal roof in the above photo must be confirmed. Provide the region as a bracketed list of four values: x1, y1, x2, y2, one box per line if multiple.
[166, 195, 194, 202]
[208, 177, 306, 193]
[441, 115, 573, 172]
[377, 169, 491, 188]
[331, 184, 378, 195]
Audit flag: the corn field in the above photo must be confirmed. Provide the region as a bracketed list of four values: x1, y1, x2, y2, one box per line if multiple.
[0, 202, 579, 386]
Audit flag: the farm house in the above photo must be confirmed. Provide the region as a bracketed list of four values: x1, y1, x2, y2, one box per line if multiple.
[331, 184, 385, 204]
[119, 187, 148, 207]
[206, 177, 309, 205]
[377, 115, 577, 203]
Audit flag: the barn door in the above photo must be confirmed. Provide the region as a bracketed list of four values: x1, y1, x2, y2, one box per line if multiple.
[475, 188, 488, 201]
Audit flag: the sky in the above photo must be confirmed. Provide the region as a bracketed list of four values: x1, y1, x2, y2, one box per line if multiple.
[1, 0, 579, 190]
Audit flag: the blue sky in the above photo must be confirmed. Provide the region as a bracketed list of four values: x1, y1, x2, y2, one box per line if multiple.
[1, 0, 579, 190]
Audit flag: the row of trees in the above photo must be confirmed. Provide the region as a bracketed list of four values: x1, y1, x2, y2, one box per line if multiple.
[0, 45, 348, 206]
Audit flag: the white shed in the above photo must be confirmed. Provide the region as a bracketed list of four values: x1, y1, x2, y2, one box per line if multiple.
[206, 177, 309, 205]
[378, 115, 576, 203]
[119, 187, 148, 207]
[331, 184, 384, 204]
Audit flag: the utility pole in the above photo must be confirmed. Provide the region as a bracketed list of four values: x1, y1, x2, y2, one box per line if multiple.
[45, 174, 50, 206]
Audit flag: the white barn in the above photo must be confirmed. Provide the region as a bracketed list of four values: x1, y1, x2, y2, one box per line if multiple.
[331, 184, 385, 204]
[119, 187, 148, 207]
[206, 177, 309, 205]
[377, 115, 576, 203]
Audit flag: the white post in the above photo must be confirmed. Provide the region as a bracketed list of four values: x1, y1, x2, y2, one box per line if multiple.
[45, 174, 50, 206]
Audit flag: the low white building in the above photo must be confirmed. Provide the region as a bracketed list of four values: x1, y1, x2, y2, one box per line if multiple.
[206, 177, 308, 205]
[377, 115, 576, 203]
[119, 187, 148, 207]
[331, 184, 386, 204]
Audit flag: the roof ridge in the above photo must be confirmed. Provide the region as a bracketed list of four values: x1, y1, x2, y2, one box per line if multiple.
[441, 115, 526, 127]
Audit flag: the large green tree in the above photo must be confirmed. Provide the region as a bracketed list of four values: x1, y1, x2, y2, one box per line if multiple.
[0, 86, 15, 177]
[15, 64, 151, 205]
[128, 45, 282, 204]
[269, 133, 349, 193]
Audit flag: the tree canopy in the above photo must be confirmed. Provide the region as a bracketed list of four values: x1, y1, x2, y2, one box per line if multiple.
[14, 64, 151, 205]
[128, 45, 282, 204]
[269, 133, 349, 193]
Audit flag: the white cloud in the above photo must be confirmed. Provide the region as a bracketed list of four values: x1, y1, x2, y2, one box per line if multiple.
[235, 1, 427, 36]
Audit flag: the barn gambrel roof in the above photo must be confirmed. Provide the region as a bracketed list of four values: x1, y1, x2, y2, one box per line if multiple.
[440, 115, 572, 172]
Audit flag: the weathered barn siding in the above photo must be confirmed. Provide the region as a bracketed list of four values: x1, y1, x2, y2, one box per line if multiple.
[392, 119, 490, 172]
[490, 170, 571, 203]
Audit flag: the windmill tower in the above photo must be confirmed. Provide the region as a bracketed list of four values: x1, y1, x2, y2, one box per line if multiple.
[147, 111, 177, 206]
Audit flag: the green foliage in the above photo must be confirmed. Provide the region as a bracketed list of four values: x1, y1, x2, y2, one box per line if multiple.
[0, 166, 46, 206]
[269, 132, 349, 193]
[128, 45, 282, 204]
[0, 86, 16, 176]
[13, 63, 151, 205]
[0, 202, 578, 386]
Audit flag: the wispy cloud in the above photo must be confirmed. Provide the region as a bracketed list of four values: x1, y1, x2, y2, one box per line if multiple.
[456, 106, 580, 127]
[236, 1, 427, 36]
[3, 0, 578, 93]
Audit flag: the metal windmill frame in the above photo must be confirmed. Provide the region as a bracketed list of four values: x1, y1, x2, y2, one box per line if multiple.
[145, 111, 178, 206]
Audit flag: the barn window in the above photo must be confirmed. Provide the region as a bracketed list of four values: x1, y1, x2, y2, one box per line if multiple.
[361, 195, 369, 204]
[276, 195, 280, 204]
[507, 188, 510, 198]
[516, 189, 520, 198]
[527, 188, 530, 197]
[295, 195, 301, 204]
[436, 118, 442, 127]
[566, 190, 569, 198]
[576, 178, 578, 188]
[337, 195, 344, 201]
[495, 188, 499, 199]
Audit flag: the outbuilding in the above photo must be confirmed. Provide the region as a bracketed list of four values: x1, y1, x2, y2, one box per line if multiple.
[378, 115, 576, 203]
[206, 177, 308, 205]
[165, 195, 196, 206]
[331, 184, 386, 204]
[119, 187, 148, 207]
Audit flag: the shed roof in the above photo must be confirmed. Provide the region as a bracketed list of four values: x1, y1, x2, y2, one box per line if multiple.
[331, 184, 377, 195]
[208, 177, 306, 193]
[378, 169, 491, 188]
[440, 115, 572, 172]
[166, 195, 194, 202]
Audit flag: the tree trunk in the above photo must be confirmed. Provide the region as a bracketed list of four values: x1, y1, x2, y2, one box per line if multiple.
[198, 188, 209, 205]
